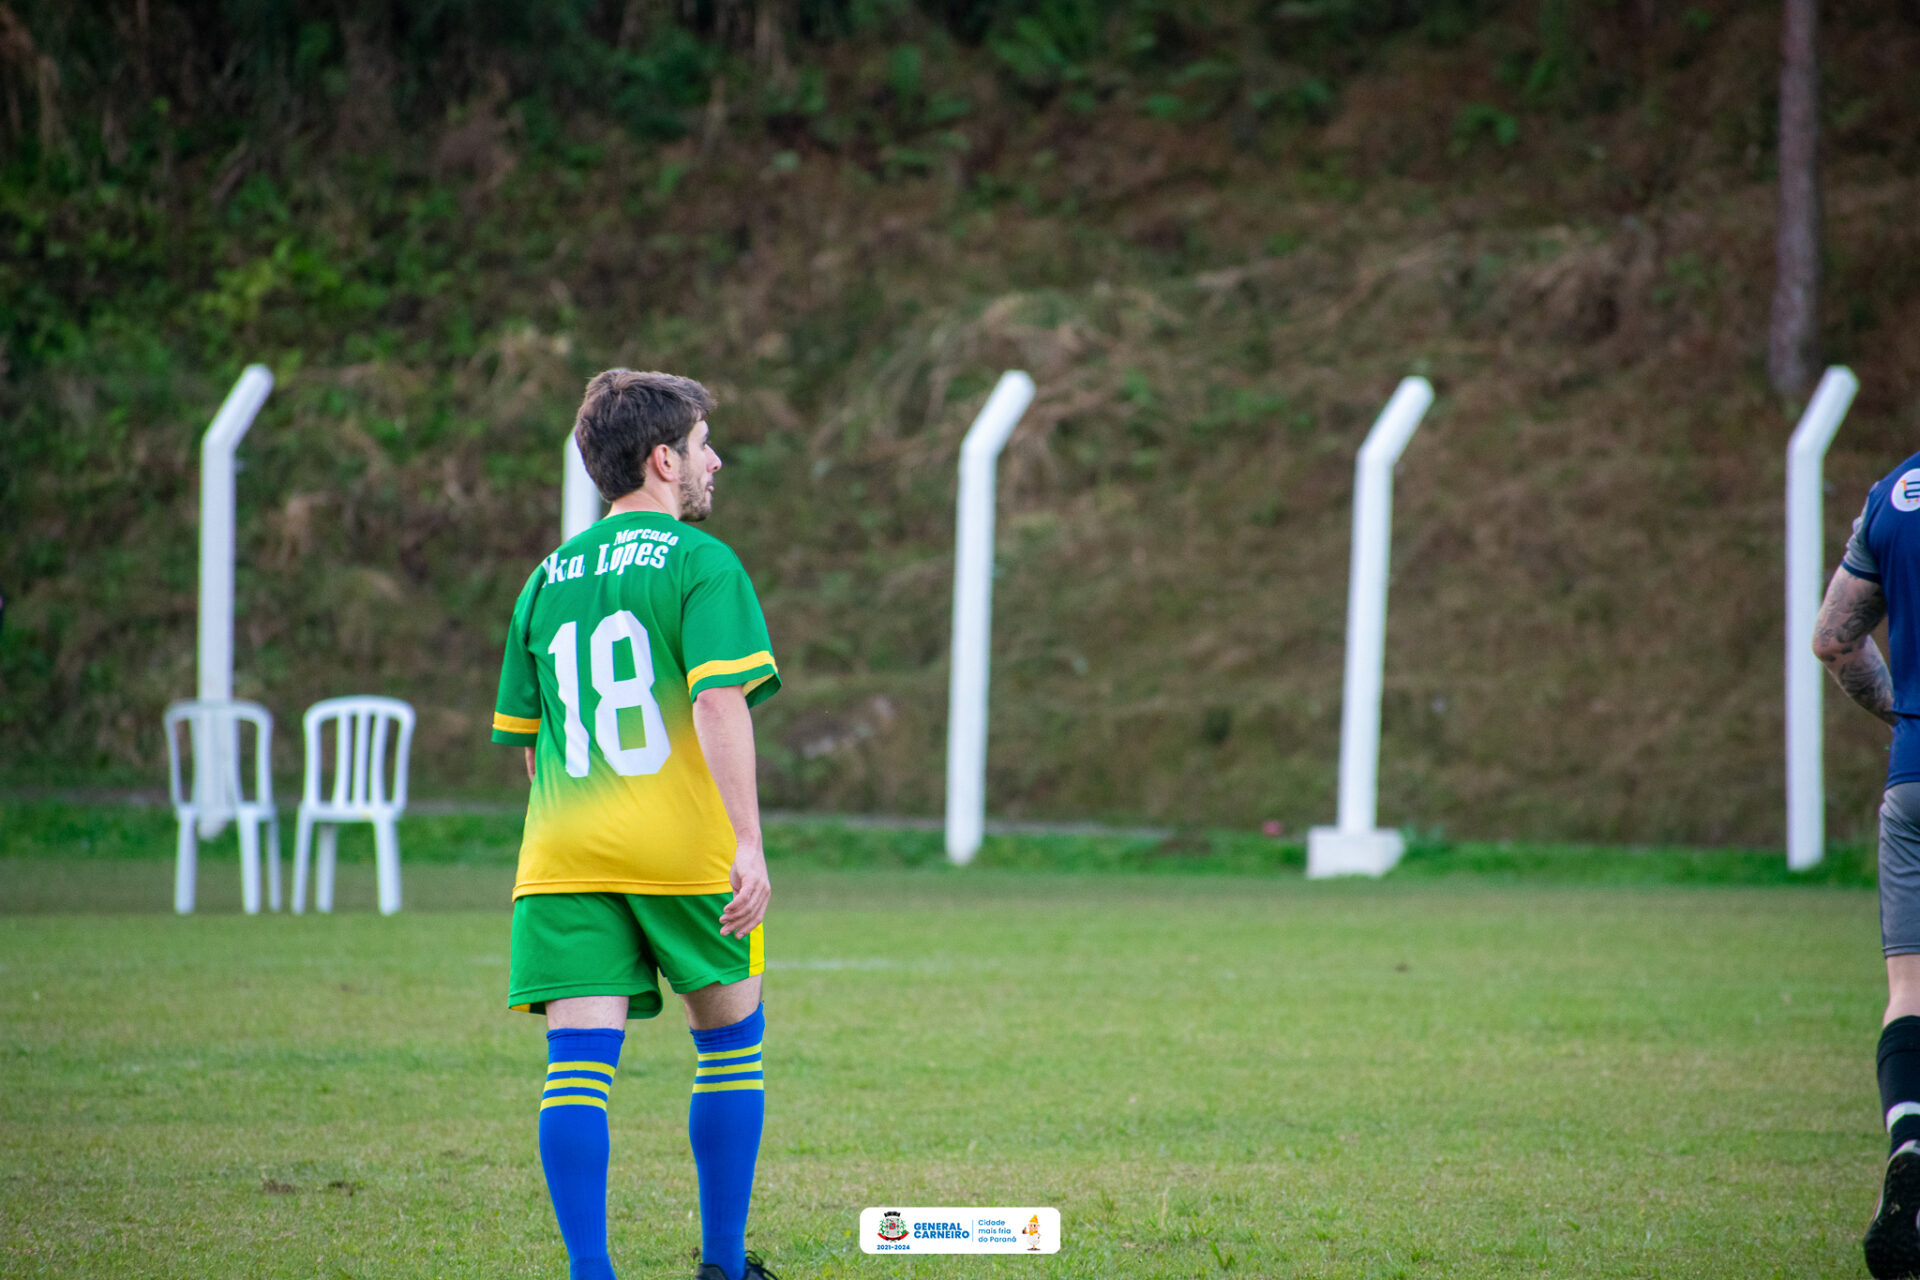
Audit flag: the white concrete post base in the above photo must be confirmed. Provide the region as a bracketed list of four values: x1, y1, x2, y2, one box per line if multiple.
[1307, 827, 1405, 879]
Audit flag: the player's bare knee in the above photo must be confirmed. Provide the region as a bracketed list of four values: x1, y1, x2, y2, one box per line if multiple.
[683, 974, 762, 1030]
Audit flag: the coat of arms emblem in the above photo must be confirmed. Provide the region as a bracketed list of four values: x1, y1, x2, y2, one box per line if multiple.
[878, 1210, 909, 1242]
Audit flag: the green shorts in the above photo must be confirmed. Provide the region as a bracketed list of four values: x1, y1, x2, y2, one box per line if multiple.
[508, 892, 764, 1019]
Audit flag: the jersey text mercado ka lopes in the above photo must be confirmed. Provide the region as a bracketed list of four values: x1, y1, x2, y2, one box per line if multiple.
[491, 510, 780, 897]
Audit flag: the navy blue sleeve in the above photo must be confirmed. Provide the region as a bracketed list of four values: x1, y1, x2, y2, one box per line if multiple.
[1843, 496, 1882, 582]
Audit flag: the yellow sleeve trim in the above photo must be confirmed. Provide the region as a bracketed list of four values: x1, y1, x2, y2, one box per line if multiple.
[686, 651, 777, 693]
[493, 711, 541, 735]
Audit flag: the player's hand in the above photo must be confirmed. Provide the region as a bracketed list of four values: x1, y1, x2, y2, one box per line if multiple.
[719, 842, 770, 938]
[524, 747, 536, 781]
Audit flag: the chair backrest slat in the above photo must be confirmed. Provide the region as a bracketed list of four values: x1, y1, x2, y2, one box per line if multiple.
[355, 710, 375, 807]
[165, 708, 187, 807]
[369, 714, 391, 807]
[331, 713, 352, 808]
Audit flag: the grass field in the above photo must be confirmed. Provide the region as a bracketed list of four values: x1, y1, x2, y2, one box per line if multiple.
[0, 804, 1891, 1278]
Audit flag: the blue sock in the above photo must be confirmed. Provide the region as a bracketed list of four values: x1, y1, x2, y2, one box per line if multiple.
[540, 1027, 625, 1280]
[689, 1004, 765, 1280]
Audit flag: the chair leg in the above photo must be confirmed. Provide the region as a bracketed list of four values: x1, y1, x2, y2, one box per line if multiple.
[317, 825, 338, 913]
[238, 816, 261, 915]
[292, 810, 314, 915]
[265, 815, 283, 912]
[374, 818, 401, 916]
[174, 813, 198, 915]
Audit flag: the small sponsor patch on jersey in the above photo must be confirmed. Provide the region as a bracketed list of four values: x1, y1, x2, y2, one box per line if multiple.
[1895, 470, 1920, 513]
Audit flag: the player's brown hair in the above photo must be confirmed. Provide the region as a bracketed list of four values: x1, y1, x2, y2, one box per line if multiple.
[572, 369, 716, 502]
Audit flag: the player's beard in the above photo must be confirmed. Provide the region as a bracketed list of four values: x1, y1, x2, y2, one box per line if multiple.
[679, 466, 712, 522]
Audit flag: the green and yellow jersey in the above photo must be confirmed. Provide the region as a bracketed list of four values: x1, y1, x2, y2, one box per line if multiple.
[491, 511, 779, 898]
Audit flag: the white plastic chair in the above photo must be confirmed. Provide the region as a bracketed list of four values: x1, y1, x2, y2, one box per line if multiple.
[293, 696, 416, 915]
[164, 699, 282, 915]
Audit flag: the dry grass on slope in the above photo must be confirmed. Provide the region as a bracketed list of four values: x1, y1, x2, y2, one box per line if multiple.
[8, 4, 1920, 847]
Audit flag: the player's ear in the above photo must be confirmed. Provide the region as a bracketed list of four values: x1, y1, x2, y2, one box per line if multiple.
[648, 440, 676, 482]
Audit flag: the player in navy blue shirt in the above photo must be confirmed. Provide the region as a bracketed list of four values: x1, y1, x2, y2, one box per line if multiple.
[1815, 452, 1920, 1279]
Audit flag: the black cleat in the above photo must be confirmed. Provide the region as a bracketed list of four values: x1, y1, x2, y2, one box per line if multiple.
[694, 1252, 780, 1280]
[1867, 1140, 1920, 1279]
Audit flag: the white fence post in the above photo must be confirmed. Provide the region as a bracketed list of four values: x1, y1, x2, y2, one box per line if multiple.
[944, 371, 1037, 866]
[1785, 366, 1861, 871]
[195, 364, 274, 837]
[1308, 376, 1435, 879]
[563, 433, 603, 541]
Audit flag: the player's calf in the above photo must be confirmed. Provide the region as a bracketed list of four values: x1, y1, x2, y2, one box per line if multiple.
[688, 1003, 766, 1280]
[540, 1027, 625, 1280]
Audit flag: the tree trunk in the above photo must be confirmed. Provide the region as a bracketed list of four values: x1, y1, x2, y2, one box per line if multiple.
[1768, 0, 1821, 397]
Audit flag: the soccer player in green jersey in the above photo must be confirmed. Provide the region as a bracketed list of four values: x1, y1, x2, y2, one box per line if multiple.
[492, 370, 781, 1280]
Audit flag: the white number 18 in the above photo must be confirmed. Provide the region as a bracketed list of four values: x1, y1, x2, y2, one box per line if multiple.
[546, 611, 673, 778]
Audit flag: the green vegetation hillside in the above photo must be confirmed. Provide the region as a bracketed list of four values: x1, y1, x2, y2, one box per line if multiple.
[4, 0, 1919, 845]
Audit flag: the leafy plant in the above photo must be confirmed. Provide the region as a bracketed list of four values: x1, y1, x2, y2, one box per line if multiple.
[1452, 101, 1519, 152]
[987, 0, 1101, 92]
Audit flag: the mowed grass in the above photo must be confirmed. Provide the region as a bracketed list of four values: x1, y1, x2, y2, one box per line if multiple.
[0, 834, 1888, 1280]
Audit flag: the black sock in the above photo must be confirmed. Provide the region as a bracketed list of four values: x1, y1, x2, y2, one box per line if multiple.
[1878, 1017, 1920, 1154]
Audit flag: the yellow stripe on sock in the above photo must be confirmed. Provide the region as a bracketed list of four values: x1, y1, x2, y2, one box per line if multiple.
[696, 1064, 761, 1077]
[546, 1062, 617, 1077]
[692, 1080, 765, 1093]
[539, 1095, 608, 1110]
[696, 1042, 763, 1062]
[544, 1077, 612, 1094]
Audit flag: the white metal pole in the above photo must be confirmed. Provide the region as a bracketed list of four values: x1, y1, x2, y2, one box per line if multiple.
[196, 364, 273, 835]
[1785, 366, 1861, 871]
[944, 371, 1037, 866]
[1336, 376, 1434, 831]
[1308, 376, 1434, 878]
[563, 433, 603, 541]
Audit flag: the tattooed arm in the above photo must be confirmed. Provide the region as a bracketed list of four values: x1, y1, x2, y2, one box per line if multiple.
[1812, 567, 1896, 727]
